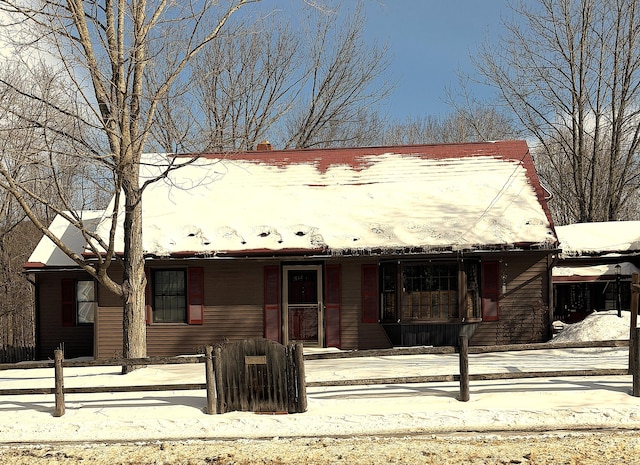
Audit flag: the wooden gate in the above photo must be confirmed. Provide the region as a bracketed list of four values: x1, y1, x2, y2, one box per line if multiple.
[214, 338, 307, 414]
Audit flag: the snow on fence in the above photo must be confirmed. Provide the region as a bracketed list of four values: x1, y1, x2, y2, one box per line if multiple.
[0, 338, 636, 417]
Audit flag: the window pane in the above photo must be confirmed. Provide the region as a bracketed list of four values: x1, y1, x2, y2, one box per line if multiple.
[153, 270, 186, 323]
[77, 302, 95, 324]
[77, 280, 95, 302]
[76, 281, 95, 324]
[401, 262, 465, 321]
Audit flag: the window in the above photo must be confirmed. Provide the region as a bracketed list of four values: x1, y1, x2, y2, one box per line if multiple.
[152, 269, 187, 323]
[148, 267, 204, 324]
[76, 280, 96, 324]
[402, 263, 459, 320]
[61, 279, 95, 326]
[378, 260, 481, 323]
[380, 262, 398, 322]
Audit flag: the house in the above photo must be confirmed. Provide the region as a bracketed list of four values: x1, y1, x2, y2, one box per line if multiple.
[25, 141, 558, 359]
[553, 222, 640, 323]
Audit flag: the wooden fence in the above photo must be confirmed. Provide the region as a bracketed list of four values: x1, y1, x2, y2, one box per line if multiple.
[0, 338, 636, 416]
[0, 344, 35, 363]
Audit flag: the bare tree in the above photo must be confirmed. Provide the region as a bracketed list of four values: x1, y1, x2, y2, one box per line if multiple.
[284, 4, 391, 148]
[381, 107, 517, 146]
[157, 2, 391, 153]
[0, 63, 78, 360]
[0, 0, 257, 364]
[474, 0, 640, 224]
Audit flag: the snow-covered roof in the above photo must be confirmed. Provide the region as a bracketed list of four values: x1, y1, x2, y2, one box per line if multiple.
[556, 221, 640, 258]
[553, 262, 640, 281]
[25, 211, 103, 268]
[101, 141, 555, 257]
[27, 141, 558, 265]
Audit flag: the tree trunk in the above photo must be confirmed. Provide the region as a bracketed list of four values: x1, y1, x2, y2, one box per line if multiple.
[121, 174, 147, 373]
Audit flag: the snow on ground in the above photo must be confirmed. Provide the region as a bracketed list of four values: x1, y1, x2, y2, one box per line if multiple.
[1, 311, 640, 444]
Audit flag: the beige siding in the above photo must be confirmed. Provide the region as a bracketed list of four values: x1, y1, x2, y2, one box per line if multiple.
[470, 253, 551, 346]
[91, 253, 550, 357]
[95, 258, 396, 357]
[97, 260, 268, 358]
[338, 258, 392, 350]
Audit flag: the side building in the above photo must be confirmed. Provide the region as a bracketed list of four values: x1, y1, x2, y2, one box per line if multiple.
[553, 222, 640, 323]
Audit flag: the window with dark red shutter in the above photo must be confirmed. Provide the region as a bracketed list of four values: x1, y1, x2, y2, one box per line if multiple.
[481, 261, 500, 321]
[264, 265, 281, 341]
[61, 279, 75, 327]
[187, 267, 204, 324]
[361, 264, 378, 323]
[325, 264, 341, 348]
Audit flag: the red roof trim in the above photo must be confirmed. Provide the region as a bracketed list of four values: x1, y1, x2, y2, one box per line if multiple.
[176, 140, 532, 171]
[23, 261, 46, 269]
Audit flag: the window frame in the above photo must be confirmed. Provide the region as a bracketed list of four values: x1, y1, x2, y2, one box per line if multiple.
[151, 268, 188, 324]
[146, 266, 205, 325]
[379, 259, 481, 323]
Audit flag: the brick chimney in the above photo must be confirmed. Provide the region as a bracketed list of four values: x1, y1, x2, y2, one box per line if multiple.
[256, 140, 273, 151]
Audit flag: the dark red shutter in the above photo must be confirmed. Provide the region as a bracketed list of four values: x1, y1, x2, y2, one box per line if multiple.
[264, 265, 281, 341]
[61, 278, 75, 327]
[145, 268, 151, 325]
[361, 264, 378, 323]
[187, 267, 204, 325]
[481, 261, 500, 321]
[325, 264, 342, 348]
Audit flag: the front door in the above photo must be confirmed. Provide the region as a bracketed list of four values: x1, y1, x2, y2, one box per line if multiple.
[283, 265, 323, 346]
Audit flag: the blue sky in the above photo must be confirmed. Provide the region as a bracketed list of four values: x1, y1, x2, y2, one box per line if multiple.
[362, 1, 513, 120]
[365, 0, 511, 119]
[250, 0, 515, 121]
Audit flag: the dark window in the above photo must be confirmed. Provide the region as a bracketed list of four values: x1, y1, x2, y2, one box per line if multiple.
[402, 263, 459, 320]
[152, 269, 187, 323]
[380, 262, 398, 322]
[464, 261, 481, 319]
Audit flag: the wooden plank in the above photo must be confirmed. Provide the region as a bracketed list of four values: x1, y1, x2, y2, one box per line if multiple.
[458, 335, 469, 402]
[634, 327, 640, 397]
[293, 343, 307, 413]
[214, 345, 225, 414]
[204, 345, 215, 414]
[0, 387, 55, 395]
[54, 349, 65, 417]
[245, 355, 267, 365]
[306, 368, 629, 387]
[303, 339, 627, 361]
[307, 374, 457, 387]
[303, 346, 456, 360]
[63, 384, 205, 394]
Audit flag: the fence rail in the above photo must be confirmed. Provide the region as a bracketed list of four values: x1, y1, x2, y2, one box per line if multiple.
[0, 338, 637, 416]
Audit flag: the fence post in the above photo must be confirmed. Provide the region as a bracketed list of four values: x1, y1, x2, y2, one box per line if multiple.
[204, 346, 216, 414]
[293, 343, 307, 413]
[634, 328, 640, 397]
[630, 273, 640, 371]
[214, 345, 225, 414]
[458, 335, 470, 402]
[53, 349, 65, 417]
